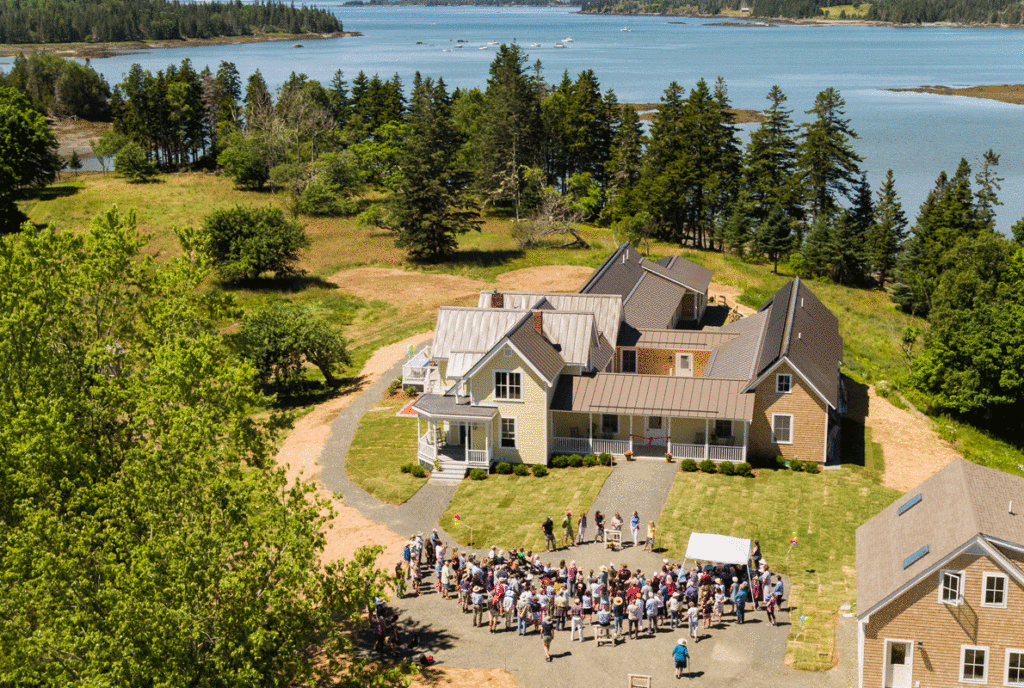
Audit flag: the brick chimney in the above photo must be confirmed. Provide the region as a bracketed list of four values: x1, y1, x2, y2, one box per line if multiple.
[533, 310, 543, 334]
[490, 290, 504, 308]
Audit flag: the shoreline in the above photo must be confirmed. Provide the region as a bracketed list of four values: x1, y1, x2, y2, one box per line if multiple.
[886, 83, 1024, 106]
[0, 31, 362, 60]
[576, 9, 1024, 29]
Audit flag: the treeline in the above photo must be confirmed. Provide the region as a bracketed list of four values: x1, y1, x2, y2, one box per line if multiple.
[864, 0, 1024, 23]
[0, 53, 110, 120]
[0, 0, 341, 44]
[580, 0, 745, 15]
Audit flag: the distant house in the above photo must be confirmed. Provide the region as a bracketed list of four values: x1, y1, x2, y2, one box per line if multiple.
[856, 459, 1024, 688]
[406, 243, 844, 476]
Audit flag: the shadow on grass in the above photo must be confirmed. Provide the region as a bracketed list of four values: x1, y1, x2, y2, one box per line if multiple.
[30, 185, 81, 202]
[263, 376, 364, 411]
[429, 248, 526, 270]
[219, 273, 340, 293]
[841, 376, 869, 468]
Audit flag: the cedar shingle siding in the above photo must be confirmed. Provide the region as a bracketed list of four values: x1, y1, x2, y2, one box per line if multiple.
[748, 362, 827, 463]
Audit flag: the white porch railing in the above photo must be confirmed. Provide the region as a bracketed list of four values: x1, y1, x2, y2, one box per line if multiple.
[594, 438, 631, 455]
[466, 449, 489, 467]
[668, 442, 746, 462]
[552, 437, 593, 454]
[709, 445, 744, 463]
[402, 347, 434, 389]
[671, 443, 706, 460]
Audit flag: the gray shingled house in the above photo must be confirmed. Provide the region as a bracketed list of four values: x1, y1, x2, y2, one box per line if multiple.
[856, 459, 1024, 688]
[406, 243, 844, 476]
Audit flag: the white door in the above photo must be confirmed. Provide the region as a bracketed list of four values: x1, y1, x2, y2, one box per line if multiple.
[645, 416, 666, 446]
[675, 353, 693, 377]
[884, 640, 912, 688]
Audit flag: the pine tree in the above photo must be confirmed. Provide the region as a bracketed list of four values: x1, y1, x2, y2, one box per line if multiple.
[868, 169, 908, 288]
[753, 202, 793, 273]
[742, 85, 801, 235]
[974, 148, 1003, 231]
[798, 87, 863, 218]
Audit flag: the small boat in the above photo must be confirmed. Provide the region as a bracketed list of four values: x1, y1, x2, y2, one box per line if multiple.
[488, 40, 498, 45]
[554, 42, 566, 48]
[292, 43, 303, 48]
[443, 48, 452, 52]
[621, 27, 632, 31]
[530, 42, 541, 47]
[563, 37, 573, 42]
[479, 45, 488, 49]
[454, 44, 463, 48]
[416, 41, 424, 44]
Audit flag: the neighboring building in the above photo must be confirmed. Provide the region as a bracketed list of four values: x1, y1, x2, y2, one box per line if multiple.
[856, 459, 1024, 688]
[407, 243, 844, 475]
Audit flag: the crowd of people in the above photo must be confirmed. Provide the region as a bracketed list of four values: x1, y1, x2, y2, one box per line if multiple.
[378, 519, 786, 676]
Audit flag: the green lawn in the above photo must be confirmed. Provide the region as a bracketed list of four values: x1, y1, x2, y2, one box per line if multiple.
[439, 467, 612, 552]
[657, 466, 899, 672]
[344, 396, 426, 505]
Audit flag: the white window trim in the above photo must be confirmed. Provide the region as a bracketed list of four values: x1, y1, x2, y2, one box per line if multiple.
[621, 349, 637, 374]
[494, 370, 523, 402]
[961, 644, 989, 685]
[940, 569, 965, 606]
[982, 572, 1008, 609]
[771, 413, 793, 445]
[776, 373, 792, 394]
[500, 416, 518, 449]
[1005, 648, 1024, 687]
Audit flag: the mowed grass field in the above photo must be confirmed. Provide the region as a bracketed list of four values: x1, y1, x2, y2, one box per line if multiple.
[344, 396, 426, 505]
[438, 467, 612, 552]
[658, 466, 900, 672]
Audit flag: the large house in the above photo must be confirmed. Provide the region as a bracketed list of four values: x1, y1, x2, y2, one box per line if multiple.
[406, 243, 844, 474]
[856, 459, 1024, 688]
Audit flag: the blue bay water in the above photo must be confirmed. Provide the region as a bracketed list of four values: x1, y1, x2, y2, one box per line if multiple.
[79, 7, 1024, 230]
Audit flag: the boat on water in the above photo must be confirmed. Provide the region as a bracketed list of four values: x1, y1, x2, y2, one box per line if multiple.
[563, 37, 573, 42]
[554, 42, 566, 48]
[488, 40, 498, 44]
[443, 48, 452, 51]
[530, 43, 541, 47]
[479, 45, 488, 49]
[621, 27, 632, 31]
[292, 43, 303, 48]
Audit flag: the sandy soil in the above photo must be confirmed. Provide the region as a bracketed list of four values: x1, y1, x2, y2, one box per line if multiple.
[862, 386, 960, 491]
[410, 667, 518, 688]
[708, 281, 757, 316]
[50, 119, 111, 161]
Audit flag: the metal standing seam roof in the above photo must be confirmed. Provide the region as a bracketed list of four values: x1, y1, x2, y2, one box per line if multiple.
[477, 291, 623, 356]
[551, 373, 755, 421]
[618, 329, 739, 350]
[432, 308, 524, 362]
[856, 459, 1024, 618]
[536, 311, 597, 367]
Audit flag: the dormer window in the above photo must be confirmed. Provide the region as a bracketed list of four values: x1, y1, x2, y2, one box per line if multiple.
[776, 374, 792, 394]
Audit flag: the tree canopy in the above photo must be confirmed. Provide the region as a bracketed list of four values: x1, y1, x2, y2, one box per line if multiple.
[0, 86, 62, 230]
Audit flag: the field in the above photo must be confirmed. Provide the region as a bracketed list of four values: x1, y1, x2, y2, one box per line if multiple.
[344, 395, 426, 505]
[818, 3, 872, 18]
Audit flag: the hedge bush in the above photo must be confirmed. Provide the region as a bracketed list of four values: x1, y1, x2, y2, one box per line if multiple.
[495, 461, 513, 475]
[790, 459, 804, 472]
[736, 462, 753, 478]
[410, 465, 426, 478]
[551, 455, 569, 469]
[387, 379, 402, 395]
[698, 458, 716, 474]
[599, 453, 612, 466]
[680, 458, 698, 472]
[513, 463, 530, 477]
[531, 464, 548, 477]
[568, 454, 584, 468]
[775, 456, 788, 470]
[400, 463, 413, 474]
[404, 385, 418, 397]
[805, 461, 821, 474]
[718, 460, 735, 476]
[469, 468, 487, 480]
[583, 455, 598, 468]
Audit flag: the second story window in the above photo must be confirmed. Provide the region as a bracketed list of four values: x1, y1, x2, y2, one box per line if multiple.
[495, 371, 522, 400]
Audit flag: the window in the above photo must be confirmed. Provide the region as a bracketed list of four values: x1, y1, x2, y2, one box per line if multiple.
[940, 570, 964, 605]
[648, 416, 662, 430]
[776, 374, 792, 394]
[494, 371, 522, 400]
[960, 645, 988, 684]
[675, 352, 693, 377]
[602, 414, 619, 435]
[500, 418, 517, 448]
[715, 420, 732, 438]
[621, 350, 637, 373]
[771, 414, 792, 444]
[1006, 649, 1024, 686]
[981, 573, 1006, 608]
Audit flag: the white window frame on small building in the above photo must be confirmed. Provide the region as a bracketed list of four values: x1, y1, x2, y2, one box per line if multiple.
[776, 373, 792, 394]
[939, 569, 965, 605]
[500, 417, 518, 449]
[494, 370, 522, 401]
[960, 644, 988, 684]
[771, 413, 793, 444]
[1005, 648, 1024, 687]
[980, 572, 1007, 608]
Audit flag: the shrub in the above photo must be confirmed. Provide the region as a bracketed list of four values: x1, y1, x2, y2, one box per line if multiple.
[495, 462, 513, 475]
[551, 455, 569, 469]
[736, 462, 753, 478]
[680, 458, 698, 472]
[513, 463, 530, 477]
[568, 454, 584, 468]
[718, 460, 735, 475]
[531, 464, 548, 477]
[400, 463, 412, 474]
[698, 458, 716, 474]
[583, 455, 598, 468]
[410, 465, 426, 478]
[115, 141, 158, 183]
[387, 379, 402, 395]
[790, 459, 804, 472]
[805, 461, 821, 474]
[204, 204, 311, 281]
[217, 131, 270, 190]
[404, 385, 418, 397]
[469, 468, 487, 480]
[599, 453, 612, 466]
[776, 456, 788, 470]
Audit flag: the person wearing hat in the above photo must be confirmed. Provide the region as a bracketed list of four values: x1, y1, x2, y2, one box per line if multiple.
[672, 638, 691, 679]
[562, 511, 574, 548]
[471, 585, 486, 626]
[541, 614, 555, 661]
[612, 594, 625, 635]
[669, 591, 682, 629]
[542, 516, 556, 552]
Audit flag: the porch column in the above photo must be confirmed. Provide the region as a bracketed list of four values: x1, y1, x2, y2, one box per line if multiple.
[704, 419, 710, 460]
[629, 415, 634, 454]
[417, 416, 421, 443]
[742, 420, 749, 461]
[588, 413, 593, 453]
[668, 417, 674, 454]
[464, 422, 469, 462]
[431, 420, 438, 461]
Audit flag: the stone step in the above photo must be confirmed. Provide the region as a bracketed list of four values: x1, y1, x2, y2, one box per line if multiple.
[428, 463, 468, 484]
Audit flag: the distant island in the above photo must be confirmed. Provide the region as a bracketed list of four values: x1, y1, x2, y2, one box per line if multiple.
[0, 0, 342, 45]
[887, 84, 1024, 105]
[579, 0, 1024, 25]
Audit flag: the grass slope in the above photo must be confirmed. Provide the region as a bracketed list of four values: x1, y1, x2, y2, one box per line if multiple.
[658, 466, 899, 672]
[439, 467, 613, 552]
[344, 397, 426, 505]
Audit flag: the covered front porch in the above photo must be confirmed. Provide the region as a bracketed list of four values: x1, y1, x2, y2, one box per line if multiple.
[551, 411, 747, 463]
[412, 394, 497, 472]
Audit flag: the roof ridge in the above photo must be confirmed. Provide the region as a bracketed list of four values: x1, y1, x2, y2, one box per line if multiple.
[579, 242, 631, 294]
[779, 277, 801, 358]
[956, 458, 985, 536]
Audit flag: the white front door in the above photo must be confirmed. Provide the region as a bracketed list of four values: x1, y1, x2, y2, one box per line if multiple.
[884, 640, 913, 688]
[645, 416, 666, 446]
[675, 353, 693, 377]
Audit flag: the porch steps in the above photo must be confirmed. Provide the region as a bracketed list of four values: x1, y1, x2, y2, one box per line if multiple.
[428, 461, 468, 484]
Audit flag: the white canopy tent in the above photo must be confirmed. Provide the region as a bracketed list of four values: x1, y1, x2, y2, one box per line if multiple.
[683, 532, 751, 566]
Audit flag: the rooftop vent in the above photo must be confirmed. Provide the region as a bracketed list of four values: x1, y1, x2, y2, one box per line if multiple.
[903, 545, 930, 570]
[898, 493, 922, 516]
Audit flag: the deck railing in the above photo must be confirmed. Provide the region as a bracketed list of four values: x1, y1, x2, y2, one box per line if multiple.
[402, 348, 433, 388]
[670, 443, 706, 460]
[709, 445, 744, 463]
[552, 437, 593, 454]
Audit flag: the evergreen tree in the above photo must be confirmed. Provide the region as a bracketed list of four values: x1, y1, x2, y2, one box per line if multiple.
[868, 169, 908, 287]
[753, 202, 793, 273]
[388, 75, 480, 261]
[798, 87, 862, 218]
[244, 69, 273, 131]
[742, 85, 801, 235]
[717, 203, 751, 257]
[974, 148, 1003, 231]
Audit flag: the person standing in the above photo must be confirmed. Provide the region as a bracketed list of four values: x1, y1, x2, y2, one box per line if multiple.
[630, 511, 640, 547]
[570, 596, 585, 641]
[644, 520, 657, 552]
[765, 590, 778, 626]
[594, 511, 605, 542]
[673, 639, 691, 679]
[735, 582, 748, 624]
[751, 540, 762, 570]
[687, 604, 699, 640]
[576, 512, 587, 544]
[542, 516, 556, 552]
[562, 511, 574, 548]
[774, 575, 785, 611]
[541, 616, 554, 662]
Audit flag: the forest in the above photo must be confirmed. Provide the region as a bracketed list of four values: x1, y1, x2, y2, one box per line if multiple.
[0, 0, 341, 44]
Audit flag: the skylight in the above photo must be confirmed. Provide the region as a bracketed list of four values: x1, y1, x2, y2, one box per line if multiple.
[903, 545, 930, 570]
[898, 493, 922, 516]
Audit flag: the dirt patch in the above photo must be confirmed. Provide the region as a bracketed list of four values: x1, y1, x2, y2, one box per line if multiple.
[327, 268, 485, 310]
[50, 119, 112, 161]
[411, 667, 518, 688]
[863, 385, 960, 491]
[494, 265, 594, 293]
[708, 281, 757, 316]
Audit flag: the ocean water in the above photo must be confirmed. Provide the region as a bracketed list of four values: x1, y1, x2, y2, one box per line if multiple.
[80, 7, 1024, 230]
